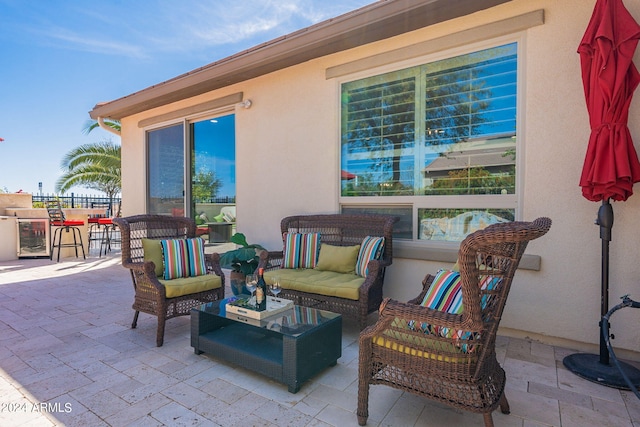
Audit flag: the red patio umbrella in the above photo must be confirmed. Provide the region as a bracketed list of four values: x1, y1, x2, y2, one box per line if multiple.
[565, 0, 640, 389]
[578, 0, 640, 202]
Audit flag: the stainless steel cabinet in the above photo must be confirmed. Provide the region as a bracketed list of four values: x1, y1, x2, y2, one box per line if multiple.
[17, 218, 50, 258]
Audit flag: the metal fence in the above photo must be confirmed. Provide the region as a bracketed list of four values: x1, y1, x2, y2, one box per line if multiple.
[195, 196, 236, 204]
[31, 194, 236, 217]
[32, 193, 122, 215]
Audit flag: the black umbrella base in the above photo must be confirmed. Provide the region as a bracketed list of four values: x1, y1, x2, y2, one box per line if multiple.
[563, 353, 640, 390]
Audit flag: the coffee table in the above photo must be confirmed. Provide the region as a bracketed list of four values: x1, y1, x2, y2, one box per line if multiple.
[191, 300, 342, 393]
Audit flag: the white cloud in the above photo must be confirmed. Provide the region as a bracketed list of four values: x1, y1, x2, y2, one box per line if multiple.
[178, 0, 373, 47]
[42, 26, 148, 59]
[155, 1, 318, 49]
[7, 0, 373, 60]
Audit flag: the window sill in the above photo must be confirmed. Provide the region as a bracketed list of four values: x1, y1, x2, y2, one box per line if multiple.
[394, 240, 542, 271]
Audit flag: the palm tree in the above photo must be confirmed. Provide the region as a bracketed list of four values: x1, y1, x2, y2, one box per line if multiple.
[53, 118, 122, 209]
[55, 141, 121, 210]
[82, 118, 121, 135]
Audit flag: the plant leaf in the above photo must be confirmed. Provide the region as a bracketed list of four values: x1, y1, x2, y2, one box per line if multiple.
[230, 233, 249, 247]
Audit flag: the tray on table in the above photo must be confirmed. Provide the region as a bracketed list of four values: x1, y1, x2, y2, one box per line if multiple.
[225, 296, 294, 320]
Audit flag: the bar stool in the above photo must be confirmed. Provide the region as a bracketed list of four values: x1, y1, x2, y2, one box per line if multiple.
[46, 200, 86, 262]
[98, 217, 120, 257]
[88, 202, 111, 251]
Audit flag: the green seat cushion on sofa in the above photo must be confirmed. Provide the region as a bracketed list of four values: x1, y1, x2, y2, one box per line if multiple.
[159, 274, 222, 298]
[264, 269, 364, 300]
[142, 238, 164, 277]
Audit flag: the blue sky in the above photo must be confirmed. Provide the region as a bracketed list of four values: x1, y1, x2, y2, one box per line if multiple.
[0, 0, 373, 195]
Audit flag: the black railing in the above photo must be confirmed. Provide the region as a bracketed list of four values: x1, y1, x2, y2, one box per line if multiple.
[194, 196, 236, 204]
[32, 193, 234, 216]
[33, 193, 121, 216]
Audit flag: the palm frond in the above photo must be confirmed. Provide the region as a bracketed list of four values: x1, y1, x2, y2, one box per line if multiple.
[82, 119, 121, 135]
[56, 141, 121, 195]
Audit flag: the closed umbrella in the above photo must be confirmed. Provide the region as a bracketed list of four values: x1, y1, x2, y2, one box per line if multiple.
[564, 0, 640, 389]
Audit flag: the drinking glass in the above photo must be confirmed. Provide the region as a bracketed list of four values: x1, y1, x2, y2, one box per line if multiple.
[245, 274, 258, 305]
[269, 277, 282, 299]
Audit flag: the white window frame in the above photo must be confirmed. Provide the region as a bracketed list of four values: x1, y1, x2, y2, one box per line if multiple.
[337, 33, 527, 246]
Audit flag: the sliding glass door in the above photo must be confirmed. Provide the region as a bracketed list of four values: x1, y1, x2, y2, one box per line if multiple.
[191, 114, 236, 238]
[146, 115, 236, 226]
[147, 123, 185, 216]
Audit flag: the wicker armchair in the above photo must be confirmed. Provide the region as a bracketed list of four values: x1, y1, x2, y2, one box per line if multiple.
[114, 215, 225, 346]
[357, 217, 552, 427]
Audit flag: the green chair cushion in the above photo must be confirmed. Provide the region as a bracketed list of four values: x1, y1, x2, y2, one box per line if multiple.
[142, 238, 164, 277]
[372, 317, 477, 363]
[159, 274, 222, 298]
[264, 268, 364, 300]
[373, 334, 471, 363]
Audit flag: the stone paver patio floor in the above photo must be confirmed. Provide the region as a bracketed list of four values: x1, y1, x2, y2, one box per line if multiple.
[1, 253, 639, 426]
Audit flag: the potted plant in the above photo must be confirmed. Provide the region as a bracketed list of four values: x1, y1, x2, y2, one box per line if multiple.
[219, 233, 266, 295]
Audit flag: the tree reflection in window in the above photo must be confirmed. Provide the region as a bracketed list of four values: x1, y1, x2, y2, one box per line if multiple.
[341, 43, 517, 197]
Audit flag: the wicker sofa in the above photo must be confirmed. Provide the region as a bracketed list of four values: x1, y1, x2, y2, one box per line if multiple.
[258, 214, 399, 329]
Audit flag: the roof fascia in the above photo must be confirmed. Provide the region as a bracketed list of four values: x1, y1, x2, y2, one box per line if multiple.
[89, 0, 512, 120]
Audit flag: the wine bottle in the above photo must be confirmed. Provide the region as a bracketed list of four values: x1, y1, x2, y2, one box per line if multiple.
[255, 268, 267, 311]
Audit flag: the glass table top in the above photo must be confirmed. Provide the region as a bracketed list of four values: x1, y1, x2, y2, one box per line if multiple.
[195, 298, 341, 337]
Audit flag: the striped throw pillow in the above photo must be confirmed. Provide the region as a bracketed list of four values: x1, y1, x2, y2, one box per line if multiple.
[185, 238, 207, 277]
[420, 269, 462, 312]
[160, 239, 189, 280]
[355, 236, 385, 277]
[410, 269, 502, 353]
[282, 232, 321, 269]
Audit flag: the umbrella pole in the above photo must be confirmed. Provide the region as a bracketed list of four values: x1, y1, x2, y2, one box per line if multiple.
[598, 199, 612, 365]
[563, 199, 640, 389]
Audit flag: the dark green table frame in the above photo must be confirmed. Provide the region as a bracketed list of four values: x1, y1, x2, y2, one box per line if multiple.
[191, 301, 342, 393]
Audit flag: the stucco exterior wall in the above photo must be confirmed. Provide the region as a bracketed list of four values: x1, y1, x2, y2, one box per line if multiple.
[118, 0, 640, 356]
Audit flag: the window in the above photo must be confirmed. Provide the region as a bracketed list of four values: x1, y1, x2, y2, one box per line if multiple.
[146, 114, 236, 230]
[340, 42, 518, 242]
[147, 124, 185, 216]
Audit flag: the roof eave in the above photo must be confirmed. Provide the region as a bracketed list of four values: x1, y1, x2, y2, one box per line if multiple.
[89, 0, 512, 120]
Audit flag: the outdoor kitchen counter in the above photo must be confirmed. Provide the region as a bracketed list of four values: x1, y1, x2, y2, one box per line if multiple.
[5, 208, 107, 257]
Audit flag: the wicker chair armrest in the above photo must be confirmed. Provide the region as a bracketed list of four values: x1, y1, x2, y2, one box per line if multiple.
[258, 250, 284, 271]
[205, 252, 225, 278]
[357, 258, 386, 293]
[121, 258, 157, 277]
[121, 260, 167, 298]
